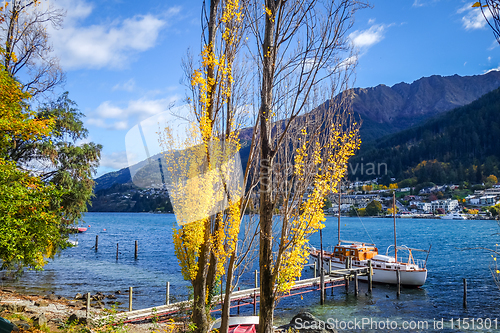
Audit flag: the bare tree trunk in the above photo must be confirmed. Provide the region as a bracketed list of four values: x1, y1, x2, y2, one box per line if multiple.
[220, 252, 236, 333]
[258, 1, 279, 332]
[192, 219, 211, 333]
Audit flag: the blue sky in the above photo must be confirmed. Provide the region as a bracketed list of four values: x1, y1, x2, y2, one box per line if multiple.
[42, 0, 500, 176]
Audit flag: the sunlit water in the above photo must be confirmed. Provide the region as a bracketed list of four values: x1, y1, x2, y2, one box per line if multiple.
[2, 213, 500, 332]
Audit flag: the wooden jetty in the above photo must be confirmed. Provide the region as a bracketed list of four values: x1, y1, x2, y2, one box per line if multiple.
[107, 266, 370, 324]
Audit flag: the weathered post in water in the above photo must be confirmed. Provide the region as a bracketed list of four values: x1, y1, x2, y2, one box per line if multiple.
[95, 235, 98, 251]
[166, 282, 170, 305]
[463, 278, 467, 308]
[135, 240, 138, 259]
[320, 229, 325, 305]
[86, 292, 90, 319]
[354, 271, 358, 296]
[368, 260, 373, 293]
[396, 269, 401, 297]
[253, 291, 256, 315]
[344, 257, 349, 293]
[128, 287, 133, 311]
[237, 287, 240, 315]
[116, 243, 119, 260]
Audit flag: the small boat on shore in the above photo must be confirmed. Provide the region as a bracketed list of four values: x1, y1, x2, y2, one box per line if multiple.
[211, 316, 258, 333]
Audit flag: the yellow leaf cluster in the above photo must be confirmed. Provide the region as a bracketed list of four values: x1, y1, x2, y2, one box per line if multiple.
[278, 122, 360, 293]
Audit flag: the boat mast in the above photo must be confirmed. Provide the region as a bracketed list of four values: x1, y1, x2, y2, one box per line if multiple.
[338, 179, 341, 246]
[393, 191, 397, 262]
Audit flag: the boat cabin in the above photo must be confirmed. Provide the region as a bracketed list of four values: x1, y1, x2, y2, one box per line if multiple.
[333, 243, 378, 261]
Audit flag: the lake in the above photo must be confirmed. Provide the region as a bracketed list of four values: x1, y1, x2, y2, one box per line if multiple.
[2, 213, 499, 332]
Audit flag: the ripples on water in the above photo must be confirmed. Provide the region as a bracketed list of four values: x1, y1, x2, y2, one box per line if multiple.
[2, 213, 500, 332]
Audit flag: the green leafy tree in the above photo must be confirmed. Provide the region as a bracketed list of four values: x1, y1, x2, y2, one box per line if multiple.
[7, 92, 102, 224]
[0, 62, 66, 271]
[0, 159, 65, 271]
[365, 200, 382, 216]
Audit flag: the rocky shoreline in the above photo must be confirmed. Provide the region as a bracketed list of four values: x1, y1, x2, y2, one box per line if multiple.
[0, 288, 173, 332]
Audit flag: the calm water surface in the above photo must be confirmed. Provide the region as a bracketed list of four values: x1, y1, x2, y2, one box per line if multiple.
[2, 213, 500, 332]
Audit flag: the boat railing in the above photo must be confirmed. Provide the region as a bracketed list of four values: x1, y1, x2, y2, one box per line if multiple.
[415, 259, 426, 269]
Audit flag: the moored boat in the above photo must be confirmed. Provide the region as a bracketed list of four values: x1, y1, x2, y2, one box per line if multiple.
[311, 191, 429, 287]
[441, 212, 467, 220]
[310, 241, 429, 287]
[66, 226, 88, 233]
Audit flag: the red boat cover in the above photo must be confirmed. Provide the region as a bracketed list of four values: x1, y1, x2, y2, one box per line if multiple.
[228, 324, 256, 333]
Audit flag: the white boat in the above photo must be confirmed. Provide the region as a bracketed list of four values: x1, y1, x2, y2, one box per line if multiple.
[310, 242, 429, 287]
[441, 212, 467, 220]
[311, 192, 429, 287]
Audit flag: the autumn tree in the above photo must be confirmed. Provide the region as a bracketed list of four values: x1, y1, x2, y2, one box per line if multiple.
[243, 0, 367, 332]
[0, 0, 65, 97]
[365, 200, 382, 216]
[486, 174, 498, 187]
[1, 2, 101, 225]
[158, 1, 256, 332]
[0, 60, 67, 272]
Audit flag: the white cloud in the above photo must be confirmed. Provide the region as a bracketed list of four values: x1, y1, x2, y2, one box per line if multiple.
[458, 3, 491, 30]
[87, 95, 180, 130]
[413, 0, 442, 8]
[112, 79, 136, 92]
[50, 0, 171, 69]
[412, 0, 425, 7]
[349, 24, 387, 49]
[99, 151, 130, 170]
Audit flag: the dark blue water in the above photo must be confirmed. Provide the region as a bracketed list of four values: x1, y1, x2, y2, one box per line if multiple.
[2, 213, 500, 332]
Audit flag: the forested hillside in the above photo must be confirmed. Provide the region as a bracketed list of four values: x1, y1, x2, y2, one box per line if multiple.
[349, 87, 500, 184]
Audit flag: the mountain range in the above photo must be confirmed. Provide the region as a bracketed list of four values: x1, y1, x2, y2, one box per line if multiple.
[89, 71, 500, 211]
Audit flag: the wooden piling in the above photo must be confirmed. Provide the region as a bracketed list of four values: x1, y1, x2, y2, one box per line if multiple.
[320, 229, 324, 305]
[237, 287, 240, 315]
[354, 271, 358, 296]
[255, 270, 258, 288]
[116, 243, 119, 260]
[95, 235, 98, 251]
[166, 282, 170, 305]
[129, 287, 133, 311]
[253, 291, 256, 315]
[368, 260, 373, 293]
[135, 240, 138, 259]
[86, 292, 90, 319]
[463, 278, 467, 308]
[314, 262, 317, 279]
[396, 270, 401, 297]
[344, 257, 349, 293]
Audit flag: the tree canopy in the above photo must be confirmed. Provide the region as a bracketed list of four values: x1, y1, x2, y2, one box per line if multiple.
[0, 61, 67, 271]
